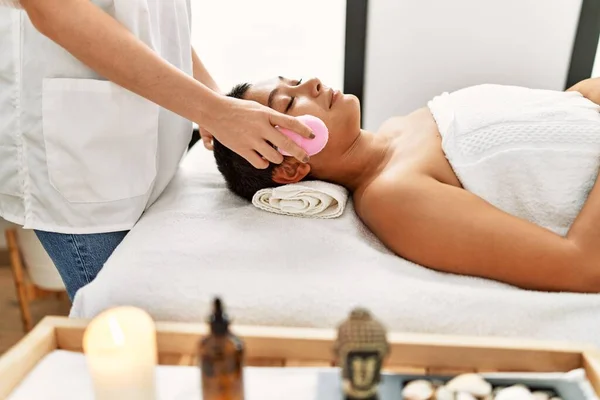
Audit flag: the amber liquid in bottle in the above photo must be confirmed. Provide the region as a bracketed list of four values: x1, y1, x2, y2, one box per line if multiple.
[200, 298, 245, 400]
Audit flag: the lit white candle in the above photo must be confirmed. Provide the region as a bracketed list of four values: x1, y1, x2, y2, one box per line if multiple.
[83, 307, 157, 400]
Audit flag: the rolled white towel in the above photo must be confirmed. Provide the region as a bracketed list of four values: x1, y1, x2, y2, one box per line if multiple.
[0, 0, 23, 8]
[252, 181, 349, 219]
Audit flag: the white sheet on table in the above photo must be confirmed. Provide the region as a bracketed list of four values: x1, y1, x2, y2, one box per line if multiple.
[70, 145, 600, 348]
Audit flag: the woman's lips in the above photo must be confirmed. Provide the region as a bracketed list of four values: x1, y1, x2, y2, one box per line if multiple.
[330, 90, 340, 109]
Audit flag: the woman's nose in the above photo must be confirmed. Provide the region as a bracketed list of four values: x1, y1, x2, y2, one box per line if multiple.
[305, 77, 322, 97]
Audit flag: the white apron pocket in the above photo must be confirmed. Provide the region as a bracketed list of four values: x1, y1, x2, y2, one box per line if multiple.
[42, 78, 158, 203]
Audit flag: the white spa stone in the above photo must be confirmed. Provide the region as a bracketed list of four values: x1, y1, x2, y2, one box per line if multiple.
[456, 392, 478, 400]
[532, 391, 551, 400]
[494, 385, 534, 400]
[445, 374, 493, 397]
[402, 379, 434, 400]
[434, 386, 454, 400]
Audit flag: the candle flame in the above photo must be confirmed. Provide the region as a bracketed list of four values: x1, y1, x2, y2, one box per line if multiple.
[108, 316, 125, 346]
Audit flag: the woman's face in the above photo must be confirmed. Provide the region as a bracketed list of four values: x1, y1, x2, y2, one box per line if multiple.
[242, 76, 362, 167]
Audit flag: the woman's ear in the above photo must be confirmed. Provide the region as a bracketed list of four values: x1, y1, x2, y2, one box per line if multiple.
[272, 158, 311, 184]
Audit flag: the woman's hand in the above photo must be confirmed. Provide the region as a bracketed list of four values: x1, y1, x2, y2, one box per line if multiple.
[203, 95, 314, 169]
[199, 127, 215, 151]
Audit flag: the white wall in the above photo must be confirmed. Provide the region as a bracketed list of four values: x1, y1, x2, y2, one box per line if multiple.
[191, 0, 346, 94]
[593, 33, 600, 78]
[363, 0, 583, 130]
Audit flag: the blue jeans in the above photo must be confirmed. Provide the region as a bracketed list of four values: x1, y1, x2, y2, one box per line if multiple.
[35, 230, 128, 300]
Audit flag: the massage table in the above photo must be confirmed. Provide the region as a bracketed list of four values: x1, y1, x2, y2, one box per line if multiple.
[70, 144, 600, 347]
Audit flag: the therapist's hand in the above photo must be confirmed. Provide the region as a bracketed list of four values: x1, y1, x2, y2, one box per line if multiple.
[204, 96, 314, 169]
[199, 127, 214, 151]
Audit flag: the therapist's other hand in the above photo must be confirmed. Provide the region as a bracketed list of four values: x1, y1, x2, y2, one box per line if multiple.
[199, 127, 214, 151]
[206, 96, 314, 169]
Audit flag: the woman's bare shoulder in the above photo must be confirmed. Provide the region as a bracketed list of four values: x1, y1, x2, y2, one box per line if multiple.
[354, 172, 428, 221]
[567, 77, 600, 106]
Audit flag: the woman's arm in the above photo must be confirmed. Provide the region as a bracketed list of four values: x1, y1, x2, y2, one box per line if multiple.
[19, 0, 313, 168]
[567, 77, 600, 105]
[359, 176, 600, 293]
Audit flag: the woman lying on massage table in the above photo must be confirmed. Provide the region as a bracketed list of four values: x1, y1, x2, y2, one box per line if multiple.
[211, 76, 600, 293]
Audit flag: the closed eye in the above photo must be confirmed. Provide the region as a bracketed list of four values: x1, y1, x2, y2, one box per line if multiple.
[285, 79, 303, 113]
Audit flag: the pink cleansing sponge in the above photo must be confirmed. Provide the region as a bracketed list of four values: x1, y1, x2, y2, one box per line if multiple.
[277, 115, 329, 157]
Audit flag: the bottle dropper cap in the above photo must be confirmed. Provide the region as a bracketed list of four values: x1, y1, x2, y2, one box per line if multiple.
[208, 297, 230, 335]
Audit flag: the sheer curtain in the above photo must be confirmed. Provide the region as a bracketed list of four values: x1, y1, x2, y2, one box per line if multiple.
[190, 0, 347, 94]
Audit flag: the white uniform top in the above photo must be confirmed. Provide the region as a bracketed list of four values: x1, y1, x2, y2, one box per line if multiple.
[428, 84, 600, 236]
[0, 0, 194, 234]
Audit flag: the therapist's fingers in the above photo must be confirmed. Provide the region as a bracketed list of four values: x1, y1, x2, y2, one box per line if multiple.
[255, 141, 284, 165]
[202, 135, 214, 151]
[199, 127, 214, 151]
[244, 150, 269, 170]
[268, 111, 315, 140]
[265, 127, 309, 163]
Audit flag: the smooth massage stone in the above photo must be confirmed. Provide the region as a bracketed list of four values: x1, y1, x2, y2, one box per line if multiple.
[434, 386, 454, 400]
[494, 385, 534, 400]
[456, 392, 478, 400]
[402, 379, 434, 400]
[493, 386, 508, 396]
[532, 391, 551, 400]
[445, 373, 493, 397]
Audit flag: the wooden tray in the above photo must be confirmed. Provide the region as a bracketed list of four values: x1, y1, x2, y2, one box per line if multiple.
[1, 316, 600, 399]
